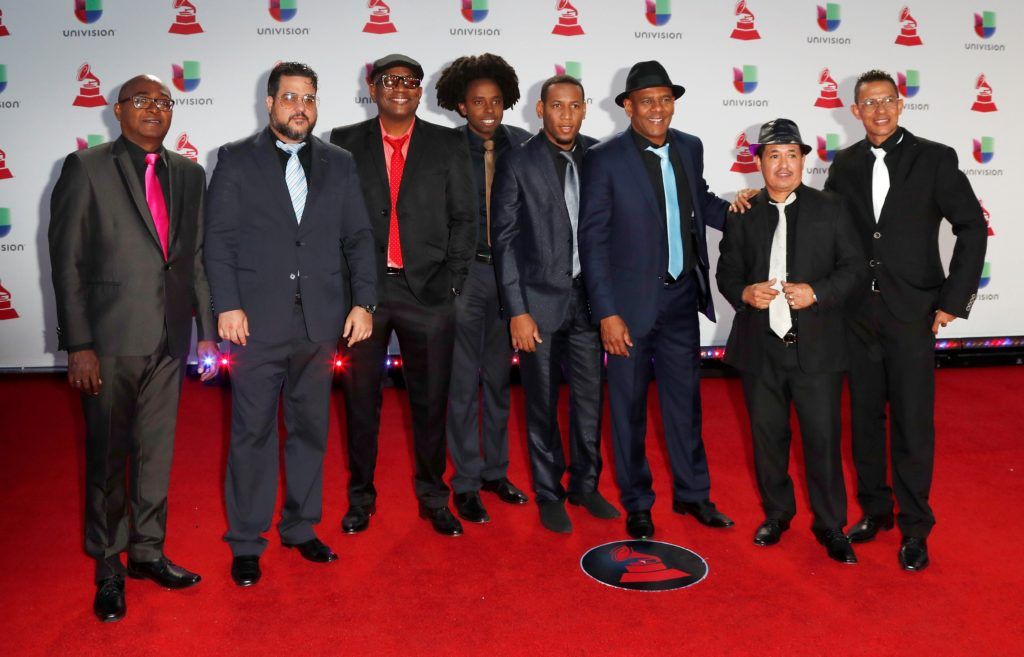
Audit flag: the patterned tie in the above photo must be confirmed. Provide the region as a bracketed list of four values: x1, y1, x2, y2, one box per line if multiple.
[646, 144, 683, 278]
[384, 134, 409, 267]
[768, 192, 797, 339]
[144, 153, 169, 259]
[871, 146, 888, 223]
[559, 150, 581, 277]
[483, 138, 495, 246]
[276, 140, 307, 224]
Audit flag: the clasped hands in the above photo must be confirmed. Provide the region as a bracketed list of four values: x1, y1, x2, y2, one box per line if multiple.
[742, 279, 815, 311]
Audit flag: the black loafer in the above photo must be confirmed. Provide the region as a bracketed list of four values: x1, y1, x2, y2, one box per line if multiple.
[845, 513, 895, 543]
[898, 537, 929, 572]
[419, 505, 463, 536]
[625, 510, 655, 539]
[93, 575, 126, 622]
[283, 537, 338, 563]
[454, 492, 491, 524]
[815, 528, 858, 564]
[672, 499, 735, 528]
[753, 519, 790, 547]
[538, 500, 573, 533]
[230, 555, 261, 587]
[481, 478, 529, 504]
[342, 504, 376, 534]
[567, 491, 621, 519]
[127, 556, 201, 589]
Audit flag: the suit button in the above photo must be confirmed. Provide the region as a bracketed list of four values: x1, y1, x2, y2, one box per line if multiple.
[380, 210, 388, 216]
[163, 264, 172, 271]
[296, 241, 304, 247]
[873, 231, 881, 239]
[289, 273, 296, 280]
[869, 259, 877, 268]
[379, 246, 386, 254]
[566, 271, 571, 277]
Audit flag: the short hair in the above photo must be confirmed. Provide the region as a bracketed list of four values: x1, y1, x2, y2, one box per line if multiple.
[540, 75, 585, 103]
[435, 53, 521, 114]
[267, 61, 318, 97]
[853, 69, 898, 102]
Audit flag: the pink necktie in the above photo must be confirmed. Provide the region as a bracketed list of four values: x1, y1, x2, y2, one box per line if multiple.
[145, 153, 170, 259]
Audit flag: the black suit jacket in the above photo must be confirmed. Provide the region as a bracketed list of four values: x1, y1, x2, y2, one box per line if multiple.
[330, 118, 476, 305]
[49, 136, 215, 358]
[491, 132, 598, 333]
[717, 187, 867, 373]
[824, 129, 987, 321]
[204, 129, 377, 344]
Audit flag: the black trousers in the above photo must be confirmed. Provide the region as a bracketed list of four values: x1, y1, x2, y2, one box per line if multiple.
[518, 280, 604, 502]
[340, 272, 454, 509]
[223, 303, 335, 557]
[740, 337, 847, 532]
[83, 334, 183, 582]
[848, 293, 936, 538]
[446, 260, 513, 494]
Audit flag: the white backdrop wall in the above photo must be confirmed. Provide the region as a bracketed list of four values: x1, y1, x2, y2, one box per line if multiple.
[0, 0, 1018, 368]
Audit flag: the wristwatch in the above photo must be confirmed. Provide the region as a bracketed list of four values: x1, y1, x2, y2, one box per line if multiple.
[359, 304, 377, 315]
[451, 287, 462, 297]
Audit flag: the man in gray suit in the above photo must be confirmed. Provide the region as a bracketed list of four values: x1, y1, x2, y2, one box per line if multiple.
[205, 62, 377, 586]
[49, 74, 219, 622]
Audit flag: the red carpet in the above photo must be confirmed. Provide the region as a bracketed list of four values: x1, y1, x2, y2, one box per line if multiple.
[1, 367, 1022, 656]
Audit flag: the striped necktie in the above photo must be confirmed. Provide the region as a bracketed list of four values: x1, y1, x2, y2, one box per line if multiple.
[276, 140, 307, 223]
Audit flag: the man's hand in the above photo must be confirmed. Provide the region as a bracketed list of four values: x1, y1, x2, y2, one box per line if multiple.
[781, 281, 815, 311]
[68, 349, 102, 395]
[600, 315, 633, 357]
[932, 309, 957, 334]
[510, 314, 543, 353]
[741, 278, 780, 310]
[196, 340, 221, 382]
[342, 306, 373, 347]
[729, 188, 759, 214]
[218, 309, 249, 346]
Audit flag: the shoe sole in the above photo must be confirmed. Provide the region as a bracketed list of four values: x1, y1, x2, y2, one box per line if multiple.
[125, 569, 201, 590]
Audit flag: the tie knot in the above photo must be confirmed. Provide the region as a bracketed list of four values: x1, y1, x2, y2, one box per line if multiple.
[871, 146, 886, 160]
[276, 140, 304, 155]
[646, 144, 670, 160]
[559, 149, 575, 164]
[482, 139, 495, 152]
[770, 192, 797, 208]
[384, 134, 409, 150]
[145, 152, 160, 166]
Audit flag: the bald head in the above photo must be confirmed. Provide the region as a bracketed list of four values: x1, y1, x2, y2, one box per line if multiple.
[119, 74, 171, 101]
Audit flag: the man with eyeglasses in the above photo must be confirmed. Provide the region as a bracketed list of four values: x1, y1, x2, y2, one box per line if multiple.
[205, 62, 377, 586]
[49, 74, 220, 621]
[824, 69, 987, 571]
[330, 54, 476, 537]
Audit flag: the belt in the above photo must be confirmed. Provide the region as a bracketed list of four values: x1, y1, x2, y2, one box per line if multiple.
[870, 278, 880, 292]
[663, 271, 685, 287]
[385, 267, 404, 277]
[475, 252, 493, 265]
[772, 330, 798, 345]
[294, 293, 302, 306]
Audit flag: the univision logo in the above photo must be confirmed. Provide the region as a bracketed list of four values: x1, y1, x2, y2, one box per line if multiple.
[817, 134, 840, 162]
[0, 207, 10, 238]
[172, 61, 201, 92]
[972, 136, 994, 164]
[75, 0, 103, 24]
[978, 261, 991, 288]
[733, 65, 758, 94]
[269, 0, 297, 22]
[462, 0, 488, 23]
[554, 61, 582, 80]
[0, 64, 6, 94]
[817, 3, 840, 31]
[974, 11, 995, 38]
[898, 70, 920, 98]
[646, 0, 671, 26]
[76, 134, 104, 150]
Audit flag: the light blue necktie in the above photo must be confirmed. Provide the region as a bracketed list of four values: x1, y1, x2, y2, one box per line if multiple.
[646, 144, 683, 278]
[559, 150, 582, 277]
[276, 140, 307, 223]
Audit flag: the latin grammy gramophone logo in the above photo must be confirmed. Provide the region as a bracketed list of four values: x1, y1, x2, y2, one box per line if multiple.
[72, 62, 106, 107]
[552, 0, 584, 36]
[729, 132, 758, 173]
[176, 133, 199, 162]
[363, 0, 397, 34]
[895, 6, 922, 46]
[0, 146, 13, 179]
[813, 68, 842, 108]
[971, 74, 997, 113]
[169, 0, 203, 35]
[0, 8, 10, 37]
[730, 0, 759, 40]
[580, 540, 707, 592]
[0, 279, 19, 320]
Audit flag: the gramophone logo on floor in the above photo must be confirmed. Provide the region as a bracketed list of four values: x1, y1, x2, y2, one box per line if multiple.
[809, 3, 849, 44]
[72, 63, 106, 108]
[636, 0, 680, 39]
[176, 133, 199, 163]
[169, 0, 203, 35]
[813, 68, 842, 108]
[895, 6, 923, 46]
[729, 132, 758, 174]
[363, 0, 397, 34]
[966, 11, 1003, 51]
[0, 279, 20, 320]
[730, 1, 759, 40]
[552, 0, 584, 36]
[979, 198, 994, 236]
[65, 0, 115, 36]
[581, 540, 707, 592]
[76, 134, 104, 150]
[451, 0, 499, 36]
[260, 0, 308, 35]
[971, 74, 997, 113]
[0, 8, 10, 37]
[0, 146, 12, 179]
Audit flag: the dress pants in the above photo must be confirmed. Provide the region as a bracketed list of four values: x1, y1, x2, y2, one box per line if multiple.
[340, 272, 455, 509]
[517, 278, 604, 502]
[740, 337, 847, 532]
[848, 292, 936, 538]
[223, 303, 335, 557]
[83, 332, 183, 582]
[606, 272, 711, 513]
[446, 259, 513, 494]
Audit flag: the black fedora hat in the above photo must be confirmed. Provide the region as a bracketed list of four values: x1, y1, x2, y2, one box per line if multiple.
[615, 60, 685, 107]
[369, 53, 424, 81]
[749, 118, 812, 155]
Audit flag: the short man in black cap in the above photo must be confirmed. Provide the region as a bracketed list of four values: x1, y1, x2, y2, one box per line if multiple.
[578, 61, 739, 539]
[331, 54, 476, 536]
[717, 119, 867, 564]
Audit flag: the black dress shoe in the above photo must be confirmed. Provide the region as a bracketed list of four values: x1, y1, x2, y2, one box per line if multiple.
[283, 537, 338, 563]
[419, 505, 463, 536]
[481, 478, 529, 504]
[341, 504, 375, 534]
[93, 575, 126, 622]
[626, 510, 655, 539]
[127, 556, 201, 589]
[673, 499, 735, 528]
[752, 519, 790, 547]
[454, 492, 491, 523]
[230, 555, 261, 587]
[899, 537, 929, 571]
[845, 513, 895, 543]
[567, 491, 621, 519]
[815, 528, 858, 564]
[538, 500, 573, 533]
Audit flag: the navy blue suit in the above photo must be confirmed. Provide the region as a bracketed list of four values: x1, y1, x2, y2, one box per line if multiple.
[578, 128, 729, 512]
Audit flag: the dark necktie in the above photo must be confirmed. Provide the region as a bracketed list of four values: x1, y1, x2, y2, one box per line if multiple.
[483, 138, 495, 245]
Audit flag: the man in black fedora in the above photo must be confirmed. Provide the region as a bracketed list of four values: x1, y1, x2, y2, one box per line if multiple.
[578, 60, 741, 540]
[717, 119, 867, 564]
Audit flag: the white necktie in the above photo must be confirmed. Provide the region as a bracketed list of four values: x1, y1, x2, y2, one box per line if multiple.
[768, 193, 796, 339]
[871, 146, 888, 223]
[277, 140, 307, 224]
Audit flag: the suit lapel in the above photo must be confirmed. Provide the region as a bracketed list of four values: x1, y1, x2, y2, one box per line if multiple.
[670, 131, 699, 212]
[251, 130, 299, 227]
[758, 191, 779, 279]
[165, 153, 184, 257]
[529, 136, 569, 218]
[366, 119, 389, 196]
[878, 131, 920, 228]
[616, 132, 662, 222]
[790, 190, 815, 282]
[298, 137, 328, 237]
[112, 139, 162, 250]
[397, 120, 425, 201]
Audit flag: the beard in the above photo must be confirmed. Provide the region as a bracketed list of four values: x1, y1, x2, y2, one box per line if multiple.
[271, 110, 316, 142]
